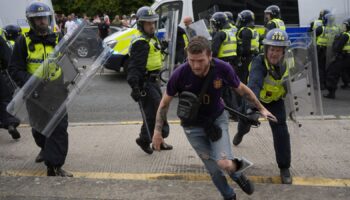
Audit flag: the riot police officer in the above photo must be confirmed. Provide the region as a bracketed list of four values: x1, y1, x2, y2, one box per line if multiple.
[309, 9, 330, 32]
[324, 17, 350, 98]
[224, 11, 236, 28]
[4, 24, 22, 46]
[0, 33, 20, 140]
[210, 12, 239, 118]
[232, 29, 293, 184]
[236, 10, 259, 84]
[127, 6, 172, 154]
[8, 2, 72, 177]
[264, 5, 286, 31]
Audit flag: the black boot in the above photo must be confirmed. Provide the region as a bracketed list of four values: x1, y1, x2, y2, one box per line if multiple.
[232, 133, 244, 146]
[136, 138, 153, 154]
[35, 150, 44, 163]
[280, 168, 292, 184]
[323, 89, 335, 99]
[232, 173, 254, 195]
[47, 166, 73, 177]
[8, 125, 20, 140]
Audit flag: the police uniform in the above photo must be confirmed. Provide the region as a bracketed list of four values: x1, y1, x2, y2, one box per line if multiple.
[8, 1, 72, 177]
[0, 36, 20, 139]
[233, 29, 292, 184]
[127, 6, 171, 154]
[324, 30, 350, 98]
[175, 26, 188, 64]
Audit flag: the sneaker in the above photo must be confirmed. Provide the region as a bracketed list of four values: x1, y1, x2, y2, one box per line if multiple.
[232, 133, 244, 146]
[136, 138, 153, 154]
[233, 173, 254, 195]
[8, 125, 20, 140]
[224, 194, 236, 200]
[234, 157, 253, 174]
[280, 168, 292, 184]
[47, 167, 73, 177]
[35, 150, 44, 163]
[152, 142, 173, 151]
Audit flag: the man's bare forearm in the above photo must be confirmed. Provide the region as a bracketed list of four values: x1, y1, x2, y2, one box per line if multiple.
[236, 83, 264, 111]
[155, 104, 169, 132]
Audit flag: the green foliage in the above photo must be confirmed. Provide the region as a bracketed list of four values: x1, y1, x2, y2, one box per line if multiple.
[52, 0, 153, 17]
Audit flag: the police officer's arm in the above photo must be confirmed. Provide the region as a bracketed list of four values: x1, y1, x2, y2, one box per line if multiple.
[8, 35, 31, 87]
[239, 28, 253, 57]
[315, 26, 323, 37]
[332, 33, 349, 54]
[0, 37, 11, 69]
[265, 21, 277, 31]
[211, 31, 226, 57]
[308, 21, 315, 32]
[127, 40, 149, 88]
[152, 92, 173, 151]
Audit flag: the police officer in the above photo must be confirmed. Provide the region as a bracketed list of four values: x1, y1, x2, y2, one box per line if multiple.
[315, 13, 340, 89]
[0, 32, 20, 140]
[309, 9, 330, 32]
[210, 12, 239, 117]
[175, 25, 188, 65]
[4, 24, 22, 46]
[127, 6, 172, 154]
[232, 29, 293, 184]
[324, 17, 350, 98]
[236, 10, 259, 84]
[8, 2, 72, 177]
[264, 5, 286, 31]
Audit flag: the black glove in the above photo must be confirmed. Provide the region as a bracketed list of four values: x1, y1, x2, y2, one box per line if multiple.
[245, 108, 261, 127]
[204, 123, 222, 142]
[130, 87, 142, 102]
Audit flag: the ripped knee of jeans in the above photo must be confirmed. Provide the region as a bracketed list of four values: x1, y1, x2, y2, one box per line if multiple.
[217, 159, 234, 172]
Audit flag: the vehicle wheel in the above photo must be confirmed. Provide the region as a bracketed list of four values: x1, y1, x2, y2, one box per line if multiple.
[76, 44, 89, 58]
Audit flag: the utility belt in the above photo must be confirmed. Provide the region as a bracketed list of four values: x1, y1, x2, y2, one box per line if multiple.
[144, 70, 160, 82]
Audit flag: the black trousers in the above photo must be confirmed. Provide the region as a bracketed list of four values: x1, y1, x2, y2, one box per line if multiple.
[139, 80, 169, 143]
[0, 71, 20, 129]
[32, 115, 69, 167]
[237, 99, 291, 169]
[317, 46, 327, 88]
[326, 55, 350, 90]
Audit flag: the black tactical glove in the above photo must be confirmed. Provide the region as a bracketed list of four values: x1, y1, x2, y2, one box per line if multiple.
[204, 123, 222, 142]
[131, 87, 142, 102]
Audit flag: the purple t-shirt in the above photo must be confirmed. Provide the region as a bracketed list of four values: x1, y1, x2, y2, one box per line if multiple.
[167, 58, 240, 121]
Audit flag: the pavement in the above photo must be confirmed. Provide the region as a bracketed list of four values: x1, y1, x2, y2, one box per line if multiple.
[0, 118, 349, 200]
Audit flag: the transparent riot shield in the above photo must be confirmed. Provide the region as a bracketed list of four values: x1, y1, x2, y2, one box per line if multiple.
[198, 5, 219, 27]
[325, 14, 344, 68]
[7, 21, 111, 137]
[285, 32, 323, 128]
[160, 10, 178, 83]
[187, 19, 212, 41]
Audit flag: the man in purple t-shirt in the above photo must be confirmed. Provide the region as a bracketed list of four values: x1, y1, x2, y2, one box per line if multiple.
[152, 36, 276, 200]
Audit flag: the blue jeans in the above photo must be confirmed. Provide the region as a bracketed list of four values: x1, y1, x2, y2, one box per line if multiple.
[183, 111, 239, 199]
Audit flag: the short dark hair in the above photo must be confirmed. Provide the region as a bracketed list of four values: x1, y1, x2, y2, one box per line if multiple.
[186, 36, 211, 55]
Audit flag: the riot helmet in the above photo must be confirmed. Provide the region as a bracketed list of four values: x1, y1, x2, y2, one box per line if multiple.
[236, 10, 255, 28]
[224, 11, 235, 24]
[322, 13, 335, 26]
[319, 9, 331, 20]
[4, 25, 22, 41]
[342, 17, 350, 32]
[210, 12, 228, 31]
[26, 2, 54, 34]
[264, 5, 281, 22]
[136, 6, 159, 36]
[263, 28, 291, 48]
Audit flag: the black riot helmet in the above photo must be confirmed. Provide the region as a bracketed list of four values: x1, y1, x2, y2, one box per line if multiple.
[224, 11, 235, 24]
[264, 5, 281, 19]
[210, 12, 228, 30]
[236, 10, 255, 28]
[26, 1, 54, 34]
[4, 24, 22, 41]
[136, 6, 159, 35]
[319, 9, 331, 20]
[342, 17, 350, 31]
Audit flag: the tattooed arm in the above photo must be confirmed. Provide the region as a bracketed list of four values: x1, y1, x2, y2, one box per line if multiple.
[152, 92, 174, 151]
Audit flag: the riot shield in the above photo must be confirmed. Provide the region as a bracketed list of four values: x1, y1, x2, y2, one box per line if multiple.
[187, 19, 212, 41]
[285, 32, 323, 127]
[325, 14, 344, 68]
[160, 10, 178, 83]
[7, 21, 111, 137]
